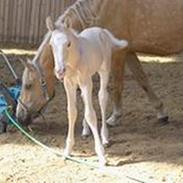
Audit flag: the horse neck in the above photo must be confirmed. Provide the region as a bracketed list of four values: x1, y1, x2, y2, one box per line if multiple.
[56, 0, 104, 31]
[38, 45, 55, 95]
[67, 35, 81, 70]
[33, 0, 105, 64]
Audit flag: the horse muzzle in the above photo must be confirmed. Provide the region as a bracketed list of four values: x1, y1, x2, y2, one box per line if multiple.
[16, 112, 32, 126]
[55, 68, 66, 81]
[16, 104, 32, 126]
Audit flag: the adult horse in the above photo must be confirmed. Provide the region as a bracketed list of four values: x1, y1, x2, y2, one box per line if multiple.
[16, 0, 183, 125]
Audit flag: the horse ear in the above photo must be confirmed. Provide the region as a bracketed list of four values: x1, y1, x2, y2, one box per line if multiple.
[63, 17, 72, 29]
[19, 58, 35, 71]
[46, 16, 55, 31]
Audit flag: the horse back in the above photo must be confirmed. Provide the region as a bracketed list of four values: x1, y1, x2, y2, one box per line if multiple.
[99, 0, 183, 55]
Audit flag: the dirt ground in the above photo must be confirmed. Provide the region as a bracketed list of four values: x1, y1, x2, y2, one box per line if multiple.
[0, 50, 183, 183]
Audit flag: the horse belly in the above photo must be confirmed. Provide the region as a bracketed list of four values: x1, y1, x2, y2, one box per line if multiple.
[80, 32, 104, 73]
[82, 46, 103, 74]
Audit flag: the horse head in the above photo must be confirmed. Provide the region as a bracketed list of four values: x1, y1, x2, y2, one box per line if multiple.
[16, 45, 55, 126]
[46, 17, 79, 81]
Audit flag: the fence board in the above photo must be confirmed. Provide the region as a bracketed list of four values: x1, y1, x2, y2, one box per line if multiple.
[0, 0, 76, 45]
[11, 0, 17, 42]
[20, 0, 27, 43]
[3, 0, 9, 42]
[15, 0, 23, 43]
[0, 0, 5, 42]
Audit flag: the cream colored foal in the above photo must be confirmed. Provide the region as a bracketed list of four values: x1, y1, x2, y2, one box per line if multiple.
[46, 17, 128, 166]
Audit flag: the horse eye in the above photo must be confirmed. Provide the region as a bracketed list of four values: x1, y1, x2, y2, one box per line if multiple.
[25, 84, 32, 90]
[67, 42, 71, 47]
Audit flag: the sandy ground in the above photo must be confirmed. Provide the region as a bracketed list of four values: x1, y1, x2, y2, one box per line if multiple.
[0, 51, 183, 183]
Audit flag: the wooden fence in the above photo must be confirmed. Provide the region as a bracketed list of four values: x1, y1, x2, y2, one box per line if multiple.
[0, 0, 76, 45]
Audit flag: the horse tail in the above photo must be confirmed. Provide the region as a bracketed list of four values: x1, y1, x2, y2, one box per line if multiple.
[101, 29, 128, 50]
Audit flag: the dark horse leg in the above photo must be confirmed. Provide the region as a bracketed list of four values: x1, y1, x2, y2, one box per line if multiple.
[107, 51, 168, 126]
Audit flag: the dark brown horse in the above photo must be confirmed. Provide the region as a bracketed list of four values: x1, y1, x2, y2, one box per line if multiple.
[17, 0, 183, 125]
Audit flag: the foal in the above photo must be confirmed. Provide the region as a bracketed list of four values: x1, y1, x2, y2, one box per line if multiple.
[46, 18, 128, 165]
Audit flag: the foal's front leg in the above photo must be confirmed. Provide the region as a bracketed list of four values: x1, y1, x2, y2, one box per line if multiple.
[63, 78, 77, 157]
[79, 78, 106, 166]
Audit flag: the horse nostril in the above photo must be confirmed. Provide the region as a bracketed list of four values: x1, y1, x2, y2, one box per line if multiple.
[56, 68, 65, 77]
[55, 67, 66, 81]
[62, 68, 66, 73]
[17, 113, 32, 126]
[16, 107, 31, 126]
[57, 68, 65, 75]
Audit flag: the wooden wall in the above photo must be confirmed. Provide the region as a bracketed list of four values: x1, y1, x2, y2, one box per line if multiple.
[0, 0, 76, 45]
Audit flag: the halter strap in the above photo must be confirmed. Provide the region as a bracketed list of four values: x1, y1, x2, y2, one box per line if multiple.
[18, 91, 55, 118]
[33, 61, 50, 101]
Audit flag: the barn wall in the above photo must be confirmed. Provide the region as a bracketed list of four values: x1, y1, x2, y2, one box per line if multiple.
[0, 0, 76, 45]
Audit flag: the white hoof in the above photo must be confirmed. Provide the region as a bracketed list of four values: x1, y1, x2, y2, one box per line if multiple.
[106, 113, 122, 126]
[62, 155, 67, 161]
[82, 119, 91, 137]
[101, 125, 109, 146]
[63, 147, 72, 159]
[81, 134, 90, 140]
[81, 127, 91, 137]
[99, 157, 107, 167]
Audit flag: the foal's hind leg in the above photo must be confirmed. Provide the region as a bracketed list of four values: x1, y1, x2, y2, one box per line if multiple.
[98, 70, 110, 146]
[81, 118, 91, 139]
[79, 78, 106, 166]
[107, 49, 127, 126]
[127, 52, 168, 122]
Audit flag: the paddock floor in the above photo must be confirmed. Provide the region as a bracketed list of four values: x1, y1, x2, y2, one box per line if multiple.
[0, 50, 183, 183]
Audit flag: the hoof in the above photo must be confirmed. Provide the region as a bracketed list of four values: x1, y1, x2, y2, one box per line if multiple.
[99, 158, 107, 167]
[63, 148, 71, 159]
[62, 155, 67, 161]
[106, 114, 122, 127]
[107, 122, 120, 128]
[158, 116, 169, 125]
[103, 142, 111, 148]
[81, 134, 90, 140]
[106, 118, 121, 128]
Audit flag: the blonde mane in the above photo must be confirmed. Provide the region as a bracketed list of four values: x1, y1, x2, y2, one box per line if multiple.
[33, 0, 106, 64]
[56, 0, 101, 28]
